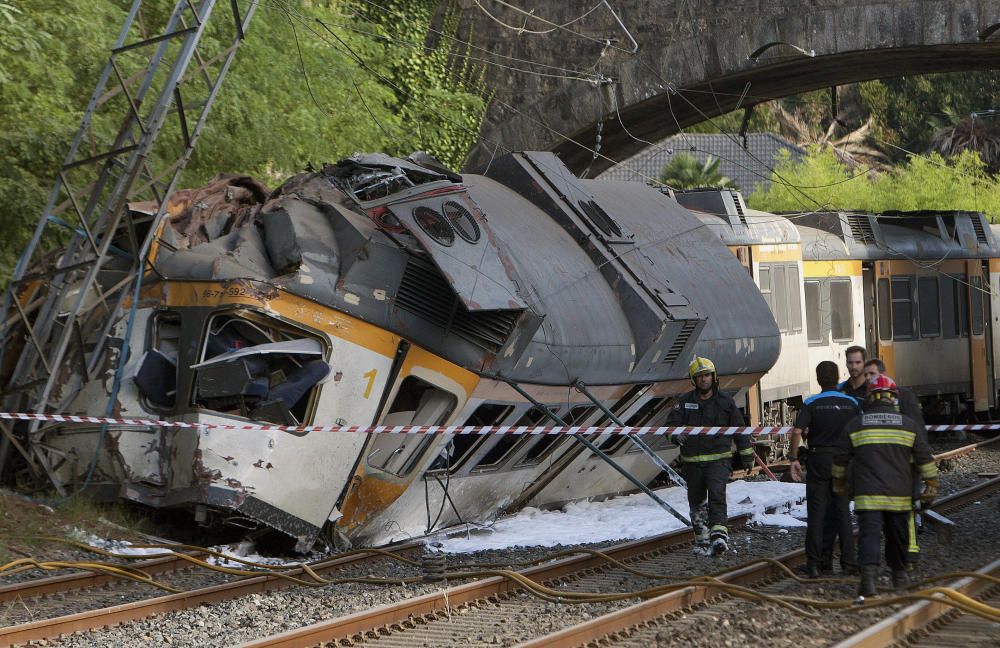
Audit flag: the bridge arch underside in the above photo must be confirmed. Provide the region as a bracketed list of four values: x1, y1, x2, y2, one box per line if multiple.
[552, 44, 1000, 177]
[458, 0, 1000, 178]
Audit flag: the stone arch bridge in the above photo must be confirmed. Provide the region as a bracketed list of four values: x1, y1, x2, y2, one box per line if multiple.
[450, 1, 1000, 175]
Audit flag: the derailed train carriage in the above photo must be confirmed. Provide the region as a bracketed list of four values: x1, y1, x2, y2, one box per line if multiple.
[9, 151, 780, 548]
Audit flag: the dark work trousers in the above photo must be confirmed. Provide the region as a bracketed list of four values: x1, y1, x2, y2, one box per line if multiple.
[806, 451, 856, 569]
[684, 459, 731, 531]
[857, 510, 910, 570]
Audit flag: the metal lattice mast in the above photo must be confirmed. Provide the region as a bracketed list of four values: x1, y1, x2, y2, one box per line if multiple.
[0, 0, 257, 491]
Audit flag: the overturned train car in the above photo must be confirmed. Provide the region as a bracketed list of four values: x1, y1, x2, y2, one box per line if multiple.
[11, 152, 779, 548]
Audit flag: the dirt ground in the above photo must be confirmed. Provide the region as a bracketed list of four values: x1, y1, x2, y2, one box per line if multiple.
[0, 489, 153, 568]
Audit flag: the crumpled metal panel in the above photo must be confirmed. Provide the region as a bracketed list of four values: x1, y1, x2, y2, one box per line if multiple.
[386, 191, 528, 312]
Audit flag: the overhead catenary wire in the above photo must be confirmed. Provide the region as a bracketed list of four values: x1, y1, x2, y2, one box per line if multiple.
[475, 0, 639, 55]
[267, 0, 612, 84]
[260, 0, 994, 300]
[259, 0, 668, 187]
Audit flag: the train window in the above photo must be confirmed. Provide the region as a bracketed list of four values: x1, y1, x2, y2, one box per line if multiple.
[788, 265, 803, 332]
[891, 277, 915, 340]
[918, 277, 941, 338]
[972, 275, 985, 336]
[941, 277, 958, 338]
[759, 266, 773, 313]
[804, 281, 822, 344]
[830, 279, 853, 342]
[626, 397, 667, 426]
[191, 312, 328, 424]
[472, 406, 553, 471]
[599, 398, 662, 454]
[773, 265, 789, 331]
[626, 398, 673, 452]
[877, 279, 892, 341]
[516, 405, 589, 466]
[134, 311, 181, 411]
[760, 264, 801, 334]
[448, 403, 514, 471]
[958, 277, 969, 336]
[368, 376, 457, 477]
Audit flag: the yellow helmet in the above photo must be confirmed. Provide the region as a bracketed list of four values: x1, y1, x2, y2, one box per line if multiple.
[688, 356, 716, 384]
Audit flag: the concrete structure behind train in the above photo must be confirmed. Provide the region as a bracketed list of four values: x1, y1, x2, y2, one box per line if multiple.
[455, 0, 1000, 174]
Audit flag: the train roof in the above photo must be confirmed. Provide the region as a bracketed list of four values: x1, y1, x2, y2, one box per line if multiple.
[144, 152, 780, 386]
[791, 211, 999, 261]
[672, 189, 800, 246]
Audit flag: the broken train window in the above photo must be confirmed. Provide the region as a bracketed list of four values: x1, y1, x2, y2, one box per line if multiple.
[191, 312, 329, 425]
[366, 376, 458, 477]
[134, 311, 181, 411]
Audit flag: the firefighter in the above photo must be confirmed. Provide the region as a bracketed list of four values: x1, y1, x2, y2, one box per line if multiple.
[838, 345, 869, 400]
[833, 375, 938, 597]
[668, 356, 753, 556]
[863, 358, 927, 568]
[789, 361, 860, 578]
[863, 359, 924, 425]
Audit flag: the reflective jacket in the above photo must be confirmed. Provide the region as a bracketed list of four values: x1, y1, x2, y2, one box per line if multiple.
[832, 401, 937, 512]
[667, 389, 752, 462]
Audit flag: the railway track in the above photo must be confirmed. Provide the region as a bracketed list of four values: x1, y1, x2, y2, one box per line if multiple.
[0, 436, 994, 647]
[508, 477, 1000, 648]
[0, 542, 427, 647]
[833, 557, 1000, 647]
[229, 477, 1000, 648]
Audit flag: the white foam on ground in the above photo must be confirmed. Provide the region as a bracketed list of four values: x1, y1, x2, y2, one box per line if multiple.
[430, 479, 807, 554]
[71, 530, 177, 557]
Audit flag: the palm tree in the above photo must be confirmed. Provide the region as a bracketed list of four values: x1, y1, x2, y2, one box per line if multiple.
[930, 116, 1000, 173]
[769, 104, 889, 172]
[659, 153, 735, 189]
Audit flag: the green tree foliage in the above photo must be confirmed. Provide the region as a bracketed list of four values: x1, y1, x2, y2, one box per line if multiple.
[0, 0, 487, 277]
[748, 146, 1000, 220]
[859, 72, 1000, 158]
[346, 0, 488, 169]
[660, 153, 734, 189]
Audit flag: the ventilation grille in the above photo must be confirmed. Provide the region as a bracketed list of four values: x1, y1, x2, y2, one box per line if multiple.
[396, 257, 453, 329]
[663, 320, 698, 364]
[396, 256, 520, 352]
[972, 215, 989, 246]
[729, 191, 749, 227]
[847, 214, 875, 243]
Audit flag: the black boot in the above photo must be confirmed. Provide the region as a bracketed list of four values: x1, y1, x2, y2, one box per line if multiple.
[858, 566, 878, 597]
[806, 562, 820, 579]
[891, 569, 909, 589]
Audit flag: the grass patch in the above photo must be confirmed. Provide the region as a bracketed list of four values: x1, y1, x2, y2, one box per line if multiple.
[1, 490, 155, 563]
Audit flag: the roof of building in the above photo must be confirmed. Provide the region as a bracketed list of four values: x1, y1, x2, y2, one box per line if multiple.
[597, 133, 806, 194]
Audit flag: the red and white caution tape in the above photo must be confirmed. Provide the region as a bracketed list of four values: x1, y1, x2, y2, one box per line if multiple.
[1, 411, 999, 436]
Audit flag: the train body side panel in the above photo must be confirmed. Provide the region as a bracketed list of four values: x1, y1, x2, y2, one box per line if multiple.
[991, 258, 1000, 408]
[754, 244, 810, 410]
[885, 260, 972, 399]
[802, 261, 865, 394]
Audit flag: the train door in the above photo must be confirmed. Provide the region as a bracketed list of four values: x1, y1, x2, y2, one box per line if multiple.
[735, 245, 762, 424]
[967, 260, 991, 412]
[336, 346, 477, 534]
[869, 261, 895, 375]
[862, 263, 878, 354]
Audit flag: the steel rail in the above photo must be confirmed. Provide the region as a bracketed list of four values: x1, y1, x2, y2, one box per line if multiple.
[0, 551, 207, 603]
[233, 513, 757, 648]
[931, 434, 1000, 462]
[832, 557, 1000, 648]
[0, 541, 424, 648]
[507, 476, 1000, 648]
